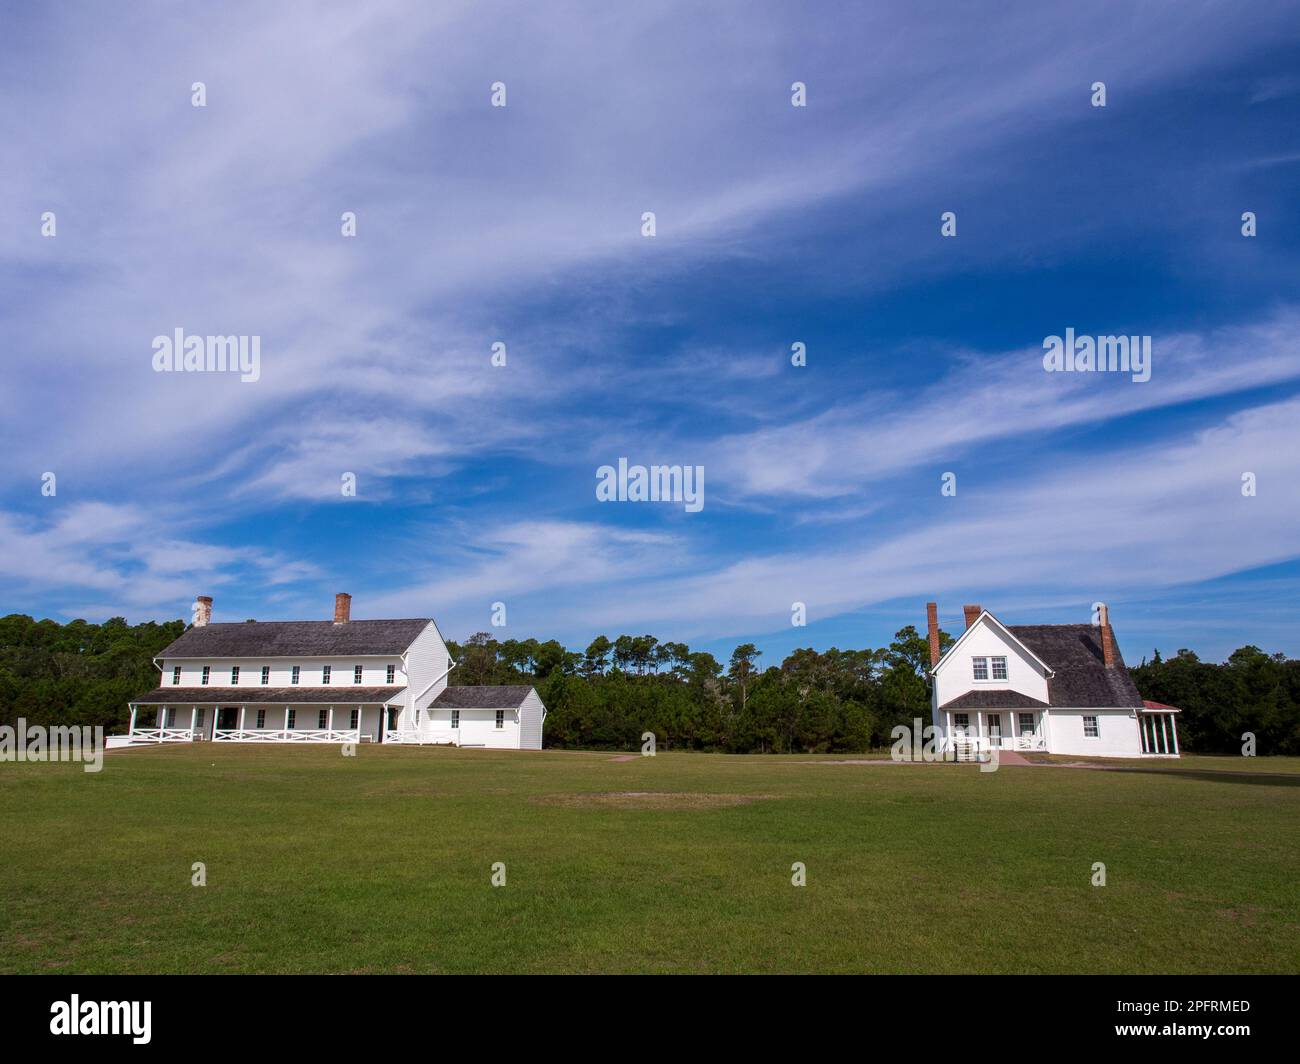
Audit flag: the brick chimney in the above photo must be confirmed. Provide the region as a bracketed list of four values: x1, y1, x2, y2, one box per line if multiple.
[333, 592, 352, 625]
[926, 602, 940, 668]
[1097, 603, 1116, 667]
[963, 604, 982, 629]
[194, 596, 213, 627]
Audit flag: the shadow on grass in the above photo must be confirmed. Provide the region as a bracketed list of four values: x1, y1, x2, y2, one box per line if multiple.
[1093, 766, 1300, 787]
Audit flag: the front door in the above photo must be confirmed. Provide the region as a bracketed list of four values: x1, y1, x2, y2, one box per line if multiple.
[987, 713, 1002, 747]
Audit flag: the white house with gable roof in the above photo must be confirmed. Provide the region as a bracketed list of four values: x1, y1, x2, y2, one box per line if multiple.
[127, 593, 546, 749]
[926, 601, 1180, 759]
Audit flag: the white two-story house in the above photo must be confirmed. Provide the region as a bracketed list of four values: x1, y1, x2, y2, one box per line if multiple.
[128, 593, 546, 750]
[926, 602, 1180, 758]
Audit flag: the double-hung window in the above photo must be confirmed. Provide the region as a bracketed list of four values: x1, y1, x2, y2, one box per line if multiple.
[972, 657, 989, 680]
[287, 709, 296, 729]
[451, 710, 460, 730]
[172, 666, 181, 685]
[354, 665, 363, 684]
[291, 666, 300, 685]
[1017, 713, 1036, 736]
[349, 709, 359, 729]
[322, 665, 331, 685]
[495, 710, 505, 730]
[201, 666, 210, 686]
[1083, 715, 1100, 738]
[261, 666, 270, 685]
[386, 665, 396, 684]
[991, 656, 1008, 680]
[318, 710, 328, 729]
[256, 709, 266, 729]
[231, 666, 240, 685]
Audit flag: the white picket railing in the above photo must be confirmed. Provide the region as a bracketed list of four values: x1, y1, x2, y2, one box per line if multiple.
[212, 729, 362, 743]
[384, 728, 459, 746]
[129, 728, 195, 743]
[950, 733, 1047, 760]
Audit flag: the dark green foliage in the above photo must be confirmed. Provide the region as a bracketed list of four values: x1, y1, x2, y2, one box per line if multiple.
[1, 612, 1295, 753]
[0, 613, 185, 733]
[1130, 646, 1300, 755]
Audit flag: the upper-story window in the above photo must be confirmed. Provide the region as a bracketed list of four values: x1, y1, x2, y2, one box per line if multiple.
[261, 666, 270, 685]
[386, 664, 396, 684]
[172, 666, 181, 685]
[354, 665, 363, 684]
[322, 665, 332, 685]
[201, 666, 210, 686]
[972, 656, 1009, 681]
[231, 665, 240, 685]
[291, 666, 300, 685]
[495, 710, 505, 730]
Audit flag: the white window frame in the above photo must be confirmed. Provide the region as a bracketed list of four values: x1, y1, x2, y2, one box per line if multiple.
[322, 665, 331, 685]
[971, 657, 988, 681]
[451, 710, 460, 729]
[354, 665, 363, 685]
[495, 709, 505, 730]
[1083, 715, 1099, 738]
[231, 665, 240, 685]
[291, 665, 300, 685]
[201, 666, 210, 686]
[386, 665, 395, 684]
[261, 665, 270, 685]
[1017, 712, 1036, 737]
[256, 709, 266, 729]
[991, 656, 1008, 680]
[349, 709, 359, 729]
[172, 666, 181, 685]
[318, 709, 328, 729]
[287, 709, 296, 729]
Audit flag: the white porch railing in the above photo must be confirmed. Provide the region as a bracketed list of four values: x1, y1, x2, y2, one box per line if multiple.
[950, 733, 1047, 759]
[384, 727, 459, 746]
[212, 729, 362, 743]
[129, 728, 195, 743]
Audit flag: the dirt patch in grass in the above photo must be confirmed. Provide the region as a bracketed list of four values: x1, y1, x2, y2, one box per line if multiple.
[531, 791, 774, 810]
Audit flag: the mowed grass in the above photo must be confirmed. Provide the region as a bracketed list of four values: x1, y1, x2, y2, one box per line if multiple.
[1, 746, 1297, 973]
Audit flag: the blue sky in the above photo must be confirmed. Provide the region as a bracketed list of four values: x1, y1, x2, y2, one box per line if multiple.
[2, 1, 1299, 665]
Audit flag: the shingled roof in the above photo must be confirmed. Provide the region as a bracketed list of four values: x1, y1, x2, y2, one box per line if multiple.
[1006, 624, 1145, 708]
[431, 685, 534, 709]
[131, 685, 406, 705]
[157, 619, 432, 658]
[939, 689, 1050, 710]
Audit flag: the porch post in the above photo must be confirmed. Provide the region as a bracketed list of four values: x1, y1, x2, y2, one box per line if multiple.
[328, 706, 334, 737]
[129, 705, 137, 738]
[190, 706, 197, 738]
[1170, 715, 1180, 755]
[1158, 714, 1168, 754]
[283, 705, 290, 739]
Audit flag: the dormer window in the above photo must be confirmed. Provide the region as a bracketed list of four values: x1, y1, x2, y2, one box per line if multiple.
[172, 666, 181, 685]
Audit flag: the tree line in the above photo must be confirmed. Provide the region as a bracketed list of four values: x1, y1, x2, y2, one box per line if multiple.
[1, 613, 1296, 755]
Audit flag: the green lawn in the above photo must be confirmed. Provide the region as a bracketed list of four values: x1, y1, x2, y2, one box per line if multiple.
[1, 745, 1297, 973]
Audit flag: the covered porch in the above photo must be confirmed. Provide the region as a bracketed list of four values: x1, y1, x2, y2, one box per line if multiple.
[128, 687, 406, 745]
[1139, 701, 1181, 755]
[945, 708, 1048, 756]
